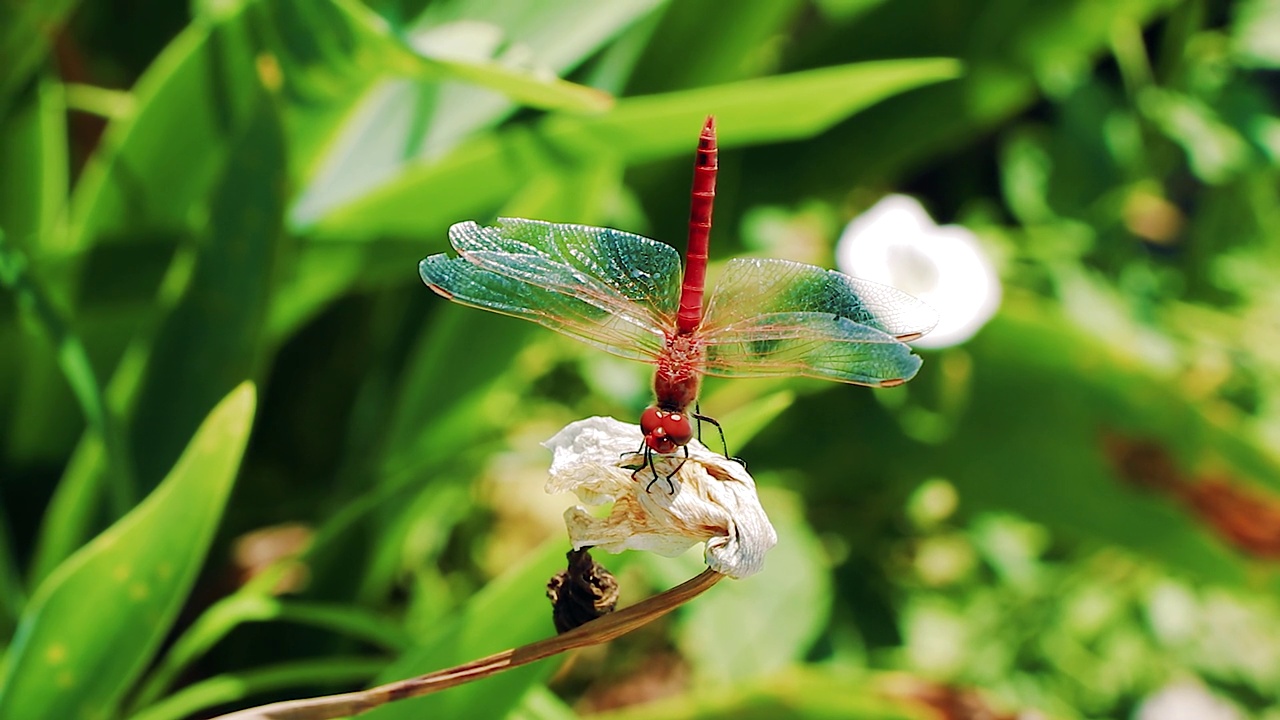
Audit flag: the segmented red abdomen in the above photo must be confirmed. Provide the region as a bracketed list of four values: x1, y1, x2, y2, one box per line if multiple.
[676, 115, 717, 335]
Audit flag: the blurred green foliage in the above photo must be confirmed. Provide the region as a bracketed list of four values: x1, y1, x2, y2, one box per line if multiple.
[1, 0, 1279, 718]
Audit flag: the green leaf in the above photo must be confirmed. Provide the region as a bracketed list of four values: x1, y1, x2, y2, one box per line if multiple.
[0, 229, 135, 519]
[674, 489, 833, 685]
[246, 0, 612, 112]
[1232, 0, 1280, 68]
[749, 300, 1280, 592]
[931, 304, 1280, 586]
[360, 540, 566, 720]
[543, 58, 963, 161]
[28, 433, 112, 585]
[129, 594, 406, 713]
[0, 80, 76, 472]
[308, 57, 962, 239]
[376, 308, 543, 487]
[62, 18, 261, 255]
[422, 55, 611, 112]
[0, 382, 257, 720]
[130, 657, 386, 720]
[587, 667, 921, 720]
[0, 497, 23, 635]
[0, 80, 67, 247]
[621, 0, 805, 92]
[765, 0, 1180, 199]
[127, 86, 285, 485]
[1138, 87, 1254, 184]
[512, 685, 579, 720]
[288, 0, 660, 227]
[0, 0, 80, 116]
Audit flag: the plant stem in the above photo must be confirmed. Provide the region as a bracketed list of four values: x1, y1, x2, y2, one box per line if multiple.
[208, 568, 725, 720]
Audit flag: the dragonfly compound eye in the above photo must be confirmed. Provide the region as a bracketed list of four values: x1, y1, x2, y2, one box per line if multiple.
[640, 407, 663, 436]
[645, 434, 679, 455]
[662, 413, 694, 447]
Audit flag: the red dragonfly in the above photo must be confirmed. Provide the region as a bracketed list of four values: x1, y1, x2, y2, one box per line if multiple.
[421, 117, 936, 482]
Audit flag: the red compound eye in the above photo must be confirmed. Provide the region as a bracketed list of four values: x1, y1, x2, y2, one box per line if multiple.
[662, 413, 693, 447]
[646, 435, 678, 454]
[641, 407, 690, 454]
[640, 407, 663, 436]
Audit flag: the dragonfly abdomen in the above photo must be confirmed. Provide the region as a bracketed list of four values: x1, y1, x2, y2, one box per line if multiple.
[677, 116, 718, 335]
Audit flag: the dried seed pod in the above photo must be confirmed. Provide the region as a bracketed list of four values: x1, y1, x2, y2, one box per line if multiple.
[546, 548, 619, 634]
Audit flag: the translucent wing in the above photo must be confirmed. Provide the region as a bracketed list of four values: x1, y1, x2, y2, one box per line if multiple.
[699, 258, 937, 385]
[419, 218, 682, 361]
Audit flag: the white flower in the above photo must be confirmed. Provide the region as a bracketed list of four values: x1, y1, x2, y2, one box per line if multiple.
[837, 195, 1001, 349]
[542, 417, 777, 579]
[1137, 681, 1243, 720]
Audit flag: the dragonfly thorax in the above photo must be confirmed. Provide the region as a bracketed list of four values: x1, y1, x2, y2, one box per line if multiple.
[654, 332, 703, 413]
[641, 406, 694, 455]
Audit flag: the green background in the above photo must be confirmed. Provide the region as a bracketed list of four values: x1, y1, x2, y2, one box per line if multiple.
[2, 0, 1279, 718]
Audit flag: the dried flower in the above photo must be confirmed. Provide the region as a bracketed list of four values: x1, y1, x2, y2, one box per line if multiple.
[543, 416, 777, 579]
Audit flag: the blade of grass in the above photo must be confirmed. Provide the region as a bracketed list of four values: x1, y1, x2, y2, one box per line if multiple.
[307, 57, 962, 238]
[0, 383, 257, 720]
[125, 84, 285, 486]
[130, 658, 387, 720]
[130, 594, 407, 713]
[0, 0, 80, 117]
[0, 230, 136, 515]
[0, 507, 25, 633]
[0, 79, 67, 249]
[287, 0, 661, 227]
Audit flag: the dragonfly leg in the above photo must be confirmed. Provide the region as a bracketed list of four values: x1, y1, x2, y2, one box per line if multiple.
[691, 410, 729, 456]
[650, 446, 687, 495]
[627, 446, 673, 494]
[691, 403, 730, 455]
[621, 438, 646, 462]
[630, 445, 651, 481]
[691, 410, 747, 469]
[641, 447, 663, 493]
[629, 439, 689, 494]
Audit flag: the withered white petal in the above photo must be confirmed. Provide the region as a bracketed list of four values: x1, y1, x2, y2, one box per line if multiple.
[542, 417, 778, 578]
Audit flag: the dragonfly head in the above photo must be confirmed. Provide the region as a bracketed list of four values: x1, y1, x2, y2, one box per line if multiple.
[641, 406, 693, 455]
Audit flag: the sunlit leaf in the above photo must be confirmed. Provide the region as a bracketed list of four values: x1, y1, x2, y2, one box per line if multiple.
[1139, 88, 1254, 184]
[675, 489, 833, 684]
[289, 0, 661, 226]
[307, 58, 962, 239]
[1232, 0, 1280, 68]
[0, 382, 256, 720]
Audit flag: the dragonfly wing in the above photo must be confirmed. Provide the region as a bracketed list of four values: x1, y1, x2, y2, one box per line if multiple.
[700, 258, 936, 386]
[703, 258, 938, 340]
[420, 219, 683, 361]
[451, 218, 682, 322]
[701, 311, 923, 385]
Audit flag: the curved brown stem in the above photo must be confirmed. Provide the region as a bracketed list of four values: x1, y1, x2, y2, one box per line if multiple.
[208, 568, 725, 720]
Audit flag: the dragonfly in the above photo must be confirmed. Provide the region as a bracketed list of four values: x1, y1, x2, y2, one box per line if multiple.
[420, 116, 936, 488]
